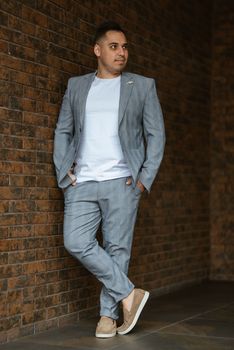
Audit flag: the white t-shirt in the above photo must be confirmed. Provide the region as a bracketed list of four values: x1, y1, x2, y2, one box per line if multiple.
[74, 75, 131, 182]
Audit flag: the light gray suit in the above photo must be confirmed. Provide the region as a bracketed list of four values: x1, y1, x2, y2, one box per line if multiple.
[53, 72, 165, 192]
[53, 71, 165, 320]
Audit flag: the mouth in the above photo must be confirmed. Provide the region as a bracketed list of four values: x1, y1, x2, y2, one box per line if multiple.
[115, 59, 125, 63]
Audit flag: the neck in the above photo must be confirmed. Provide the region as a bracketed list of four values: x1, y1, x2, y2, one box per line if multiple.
[96, 69, 121, 79]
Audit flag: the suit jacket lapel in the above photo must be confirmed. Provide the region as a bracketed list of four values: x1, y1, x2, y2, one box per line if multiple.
[79, 72, 96, 128]
[118, 72, 134, 126]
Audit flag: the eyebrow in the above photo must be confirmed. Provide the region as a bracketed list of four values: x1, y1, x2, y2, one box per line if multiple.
[108, 42, 128, 46]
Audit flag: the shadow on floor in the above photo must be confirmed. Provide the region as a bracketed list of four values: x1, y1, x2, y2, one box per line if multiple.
[1, 281, 234, 350]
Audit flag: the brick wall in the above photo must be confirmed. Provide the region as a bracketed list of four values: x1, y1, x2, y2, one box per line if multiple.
[210, 0, 234, 280]
[1, 0, 212, 343]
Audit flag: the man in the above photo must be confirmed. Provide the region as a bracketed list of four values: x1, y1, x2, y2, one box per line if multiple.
[53, 21, 165, 338]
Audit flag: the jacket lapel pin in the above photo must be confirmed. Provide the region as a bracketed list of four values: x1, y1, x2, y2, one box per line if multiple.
[127, 80, 134, 84]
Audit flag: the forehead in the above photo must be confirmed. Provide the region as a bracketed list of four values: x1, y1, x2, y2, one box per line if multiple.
[101, 30, 127, 44]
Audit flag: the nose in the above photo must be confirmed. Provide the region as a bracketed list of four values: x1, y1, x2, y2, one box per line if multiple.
[118, 46, 126, 56]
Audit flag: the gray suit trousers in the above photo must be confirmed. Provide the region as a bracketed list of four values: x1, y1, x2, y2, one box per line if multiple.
[63, 176, 142, 320]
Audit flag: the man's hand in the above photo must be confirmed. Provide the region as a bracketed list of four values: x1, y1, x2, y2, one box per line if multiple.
[126, 177, 145, 193]
[68, 169, 77, 186]
[136, 180, 145, 193]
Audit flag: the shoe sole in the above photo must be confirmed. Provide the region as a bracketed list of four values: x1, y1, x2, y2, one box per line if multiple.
[117, 291, 150, 335]
[95, 332, 116, 338]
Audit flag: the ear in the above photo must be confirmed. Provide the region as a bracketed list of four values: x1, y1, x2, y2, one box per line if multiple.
[94, 43, 100, 57]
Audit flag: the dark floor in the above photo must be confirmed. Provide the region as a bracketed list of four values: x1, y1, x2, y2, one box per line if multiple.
[1, 281, 234, 350]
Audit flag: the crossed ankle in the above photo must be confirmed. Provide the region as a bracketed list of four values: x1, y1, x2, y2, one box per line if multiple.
[122, 288, 135, 312]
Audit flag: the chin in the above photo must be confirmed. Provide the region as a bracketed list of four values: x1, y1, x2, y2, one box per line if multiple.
[114, 65, 126, 72]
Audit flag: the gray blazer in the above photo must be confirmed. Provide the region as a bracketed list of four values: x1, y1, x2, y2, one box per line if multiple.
[53, 71, 165, 192]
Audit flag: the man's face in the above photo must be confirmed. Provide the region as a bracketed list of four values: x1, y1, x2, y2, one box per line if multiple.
[94, 30, 128, 77]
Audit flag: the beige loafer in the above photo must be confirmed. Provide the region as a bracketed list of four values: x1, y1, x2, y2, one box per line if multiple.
[95, 316, 117, 338]
[117, 289, 149, 335]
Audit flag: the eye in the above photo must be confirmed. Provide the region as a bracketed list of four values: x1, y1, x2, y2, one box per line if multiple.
[110, 44, 117, 49]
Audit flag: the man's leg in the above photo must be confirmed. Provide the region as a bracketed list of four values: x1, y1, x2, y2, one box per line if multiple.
[63, 181, 135, 305]
[98, 177, 142, 320]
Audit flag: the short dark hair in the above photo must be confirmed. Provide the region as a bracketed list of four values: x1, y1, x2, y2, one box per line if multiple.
[94, 21, 126, 44]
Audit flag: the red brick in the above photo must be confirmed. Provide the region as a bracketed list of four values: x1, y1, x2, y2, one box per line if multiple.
[35, 271, 59, 285]
[0, 66, 9, 81]
[9, 175, 37, 187]
[47, 304, 68, 320]
[22, 261, 47, 274]
[8, 43, 35, 61]
[23, 112, 48, 127]
[0, 54, 22, 72]
[0, 201, 9, 213]
[9, 248, 31, 264]
[22, 5, 48, 28]
[0, 40, 8, 54]
[0, 265, 23, 279]
[22, 212, 48, 225]
[0, 109, 22, 123]
[0, 187, 23, 200]
[0, 0, 21, 16]
[0, 302, 8, 319]
[8, 15, 34, 35]
[9, 200, 36, 213]
[0, 135, 23, 149]
[0, 149, 36, 163]
[9, 71, 36, 88]
[8, 226, 34, 238]
[23, 88, 49, 101]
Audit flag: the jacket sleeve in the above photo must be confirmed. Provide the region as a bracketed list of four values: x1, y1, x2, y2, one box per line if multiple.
[138, 79, 166, 192]
[53, 78, 74, 187]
